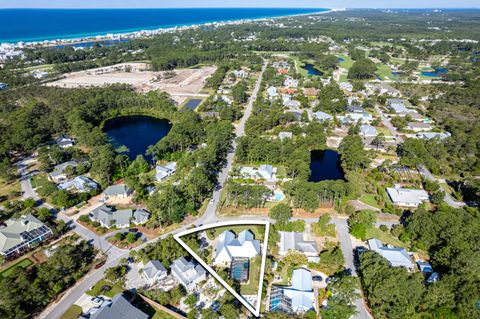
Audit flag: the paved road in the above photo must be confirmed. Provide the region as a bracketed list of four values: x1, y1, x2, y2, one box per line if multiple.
[418, 165, 466, 208]
[193, 61, 267, 227]
[374, 105, 402, 144]
[333, 218, 373, 319]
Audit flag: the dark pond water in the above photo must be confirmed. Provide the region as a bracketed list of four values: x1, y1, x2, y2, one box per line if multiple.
[309, 150, 345, 182]
[303, 63, 323, 76]
[104, 115, 172, 160]
[184, 99, 202, 110]
[338, 57, 345, 62]
[421, 67, 448, 77]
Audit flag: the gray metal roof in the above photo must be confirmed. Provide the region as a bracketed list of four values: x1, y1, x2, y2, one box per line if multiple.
[89, 293, 148, 319]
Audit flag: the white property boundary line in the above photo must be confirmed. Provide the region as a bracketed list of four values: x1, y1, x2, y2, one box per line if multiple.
[174, 220, 270, 317]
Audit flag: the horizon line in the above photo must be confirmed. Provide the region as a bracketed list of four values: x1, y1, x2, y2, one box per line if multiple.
[1, 7, 479, 10]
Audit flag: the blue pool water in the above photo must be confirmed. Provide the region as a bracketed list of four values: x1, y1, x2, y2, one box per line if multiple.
[421, 68, 448, 77]
[302, 63, 323, 76]
[274, 191, 285, 201]
[0, 8, 326, 43]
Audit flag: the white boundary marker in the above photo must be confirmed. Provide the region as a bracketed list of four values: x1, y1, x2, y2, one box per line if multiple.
[174, 220, 270, 317]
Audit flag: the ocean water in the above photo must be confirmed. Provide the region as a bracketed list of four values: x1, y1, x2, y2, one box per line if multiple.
[0, 8, 326, 43]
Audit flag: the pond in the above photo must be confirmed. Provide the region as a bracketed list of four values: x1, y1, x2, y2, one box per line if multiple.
[104, 115, 172, 160]
[184, 98, 202, 110]
[421, 67, 448, 77]
[302, 63, 323, 76]
[309, 150, 345, 182]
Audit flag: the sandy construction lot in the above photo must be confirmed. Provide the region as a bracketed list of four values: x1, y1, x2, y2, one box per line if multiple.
[46, 62, 216, 103]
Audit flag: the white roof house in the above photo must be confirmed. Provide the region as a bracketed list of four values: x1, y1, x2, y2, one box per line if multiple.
[55, 134, 74, 148]
[284, 77, 299, 88]
[284, 100, 301, 108]
[270, 268, 314, 314]
[155, 162, 177, 181]
[279, 132, 293, 140]
[339, 82, 353, 92]
[89, 205, 150, 228]
[142, 260, 168, 286]
[390, 103, 409, 113]
[368, 238, 414, 270]
[282, 94, 292, 103]
[233, 69, 248, 78]
[407, 122, 433, 132]
[267, 86, 278, 99]
[341, 112, 373, 124]
[386, 187, 429, 207]
[416, 132, 451, 140]
[58, 176, 98, 193]
[279, 231, 318, 257]
[240, 164, 276, 181]
[313, 111, 334, 122]
[31, 70, 49, 79]
[359, 125, 378, 137]
[214, 230, 261, 266]
[170, 257, 206, 291]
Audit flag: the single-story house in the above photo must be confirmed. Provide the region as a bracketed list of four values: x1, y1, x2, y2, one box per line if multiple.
[313, 111, 333, 122]
[341, 112, 373, 124]
[31, 70, 49, 79]
[58, 175, 98, 193]
[89, 205, 150, 228]
[284, 100, 301, 108]
[279, 132, 293, 140]
[339, 82, 353, 92]
[170, 257, 207, 291]
[386, 186, 429, 207]
[267, 86, 278, 100]
[233, 69, 248, 78]
[416, 132, 451, 140]
[103, 184, 132, 201]
[270, 268, 314, 314]
[87, 293, 148, 319]
[0, 214, 53, 258]
[142, 260, 168, 286]
[368, 238, 414, 270]
[282, 94, 292, 103]
[346, 105, 364, 113]
[214, 230, 261, 266]
[277, 68, 289, 75]
[303, 87, 319, 97]
[407, 122, 433, 132]
[284, 77, 299, 88]
[389, 102, 409, 114]
[273, 61, 289, 69]
[155, 162, 177, 181]
[279, 231, 318, 257]
[359, 125, 378, 137]
[49, 160, 78, 183]
[55, 134, 74, 148]
[240, 164, 276, 181]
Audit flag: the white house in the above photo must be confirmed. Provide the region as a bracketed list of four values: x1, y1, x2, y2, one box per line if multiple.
[386, 186, 429, 207]
[278, 132, 293, 140]
[103, 184, 132, 201]
[142, 260, 168, 286]
[31, 70, 49, 79]
[368, 238, 414, 270]
[49, 161, 78, 183]
[170, 257, 207, 291]
[214, 230, 261, 266]
[269, 268, 314, 314]
[155, 162, 177, 181]
[267, 86, 278, 100]
[55, 134, 74, 148]
[233, 69, 248, 79]
[407, 122, 433, 132]
[284, 99, 301, 108]
[341, 112, 373, 124]
[313, 111, 333, 122]
[359, 125, 378, 137]
[339, 82, 353, 92]
[240, 164, 276, 181]
[278, 231, 318, 257]
[89, 205, 150, 228]
[284, 77, 299, 88]
[58, 175, 98, 193]
[415, 132, 451, 140]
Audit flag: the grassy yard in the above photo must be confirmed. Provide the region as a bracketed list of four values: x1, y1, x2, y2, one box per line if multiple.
[0, 177, 21, 204]
[31, 173, 49, 188]
[0, 258, 33, 278]
[376, 126, 393, 137]
[86, 279, 124, 298]
[60, 305, 83, 319]
[366, 227, 406, 248]
[152, 310, 177, 319]
[240, 255, 262, 295]
[337, 54, 353, 69]
[359, 194, 381, 209]
[376, 64, 398, 81]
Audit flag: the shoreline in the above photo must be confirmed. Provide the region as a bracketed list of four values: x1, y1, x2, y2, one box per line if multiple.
[1, 8, 337, 47]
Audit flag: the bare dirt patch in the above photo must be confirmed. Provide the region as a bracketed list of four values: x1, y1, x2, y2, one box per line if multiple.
[46, 63, 216, 104]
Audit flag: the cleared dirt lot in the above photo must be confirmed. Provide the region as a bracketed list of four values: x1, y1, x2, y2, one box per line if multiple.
[46, 62, 216, 104]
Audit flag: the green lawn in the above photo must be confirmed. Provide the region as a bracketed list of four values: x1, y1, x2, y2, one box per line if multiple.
[337, 54, 353, 69]
[375, 64, 398, 81]
[31, 173, 49, 188]
[86, 279, 124, 298]
[0, 177, 21, 204]
[152, 310, 177, 319]
[60, 305, 83, 319]
[366, 228, 406, 248]
[240, 255, 262, 295]
[359, 194, 381, 209]
[377, 126, 393, 137]
[0, 258, 33, 278]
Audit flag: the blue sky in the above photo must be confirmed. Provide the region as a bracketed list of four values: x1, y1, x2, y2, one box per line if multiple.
[0, 0, 479, 8]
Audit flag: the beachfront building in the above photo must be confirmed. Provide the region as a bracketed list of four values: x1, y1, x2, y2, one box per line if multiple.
[58, 175, 98, 193]
[170, 257, 207, 291]
[386, 186, 429, 207]
[0, 215, 53, 258]
[368, 239, 414, 270]
[155, 162, 177, 181]
[49, 161, 79, 183]
[269, 268, 315, 314]
[240, 164, 277, 182]
[278, 231, 318, 257]
[214, 230, 261, 266]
